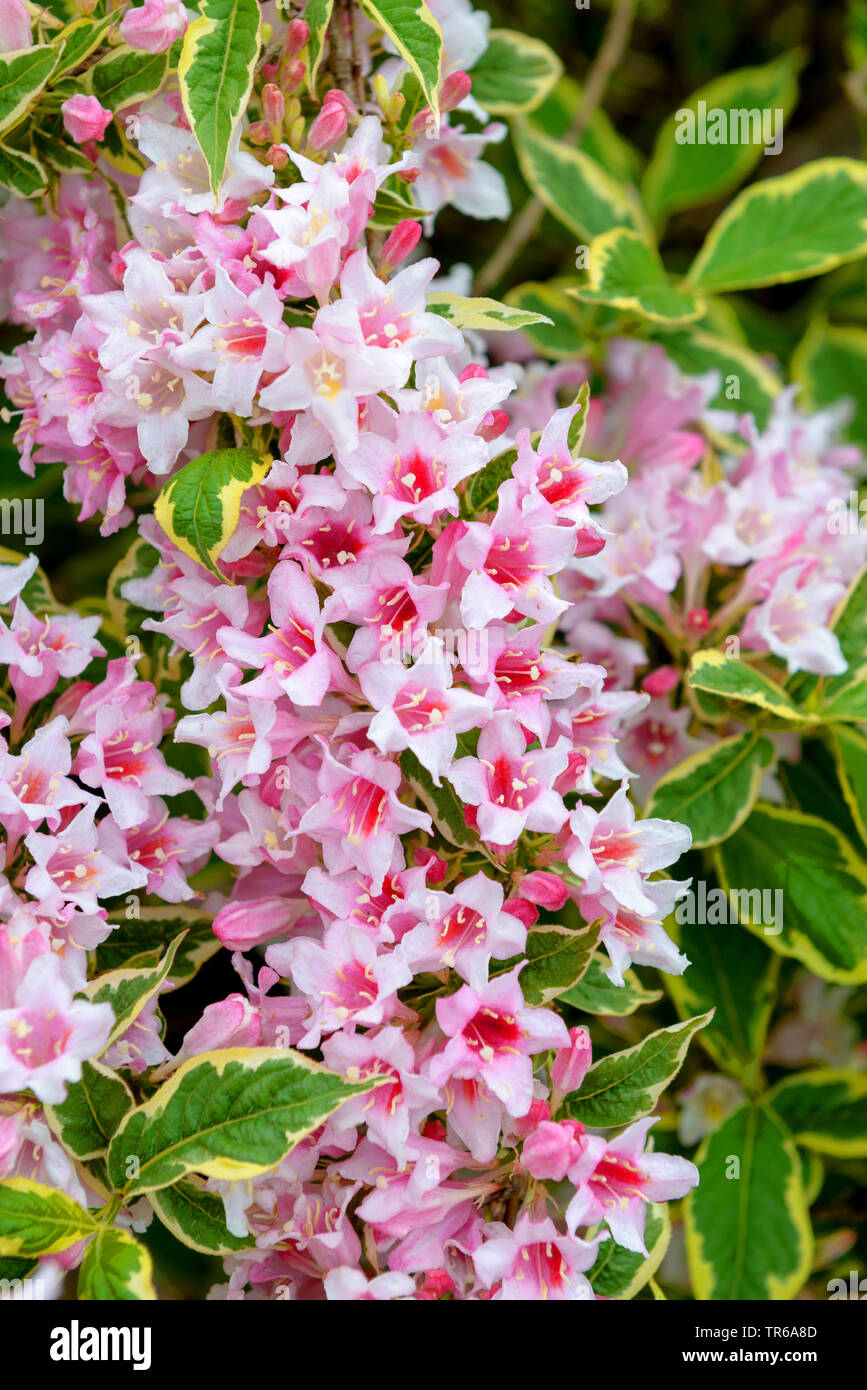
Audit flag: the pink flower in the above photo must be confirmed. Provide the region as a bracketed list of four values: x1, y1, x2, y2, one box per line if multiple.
[322, 1026, 442, 1162]
[121, 0, 189, 53]
[399, 871, 526, 989]
[427, 966, 569, 1117]
[0, 952, 113, 1104]
[61, 95, 113, 145]
[567, 783, 691, 915]
[360, 636, 491, 784]
[74, 702, 191, 830]
[566, 1117, 698, 1252]
[550, 1026, 593, 1100]
[0, 0, 31, 53]
[449, 712, 569, 848]
[473, 1212, 598, 1301]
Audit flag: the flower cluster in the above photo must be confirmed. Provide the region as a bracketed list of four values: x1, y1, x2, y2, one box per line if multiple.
[1, 0, 798, 1303]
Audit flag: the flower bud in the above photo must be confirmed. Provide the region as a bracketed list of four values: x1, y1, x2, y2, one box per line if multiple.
[307, 101, 347, 154]
[213, 897, 300, 950]
[263, 82, 285, 128]
[503, 897, 538, 928]
[285, 17, 310, 58]
[323, 89, 358, 120]
[61, 95, 113, 144]
[439, 70, 472, 112]
[519, 870, 570, 910]
[395, 165, 420, 184]
[522, 1119, 585, 1181]
[281, 58, 306, 96]
[381, 219, 422, 276]
[642, 664, 680, 696]
[266, 143, 290, 171]
[550, 1026, 592, 1100]
[511, 1098, 551, 1139]
[414, 846, 448, 883]
[175, 995, 261, 1062]
[247, 119, 271, 145]
[477, 408, 510, 443]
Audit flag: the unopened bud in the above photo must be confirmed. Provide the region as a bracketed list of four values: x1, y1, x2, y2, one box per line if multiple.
[519, 870, 569, 910]
[395, 165, 420, 184]
[687, 607, 710, 634]
[550, 1026, 592, 1102]
[263, 83, 285, 128]
[247, 119, 271, 145]
[323, 89, 357, 120]
[642, 665, 680, 697]
[281, 59, 306, 96]
[285, 17, 310, 58]
[381, 219, 422, 276]
[372, 71, 404, 123]
[307, 101, 347, 154]
[414, 847, 448, 883]
[477, 408, 510, 443]
[440, 70, 472, 112]
[266, 143, 290, 171]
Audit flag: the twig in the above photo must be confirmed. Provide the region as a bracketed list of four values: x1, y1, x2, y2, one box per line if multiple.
[474, 0, 636, 296]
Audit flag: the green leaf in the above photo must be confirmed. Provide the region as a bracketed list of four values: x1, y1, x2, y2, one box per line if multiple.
[0, 1179, 99, 1258]
[787, 567, 867, 718]
[515, 917, 600, 1006]
[107, 1047, 385, 1197]
[0, 45, 58, 136]
[369, 183, 427, 230]
[151, 1178, 256, 1254]
[560, 956, 663, 1016]
[154, 446, 272, 575]
[685, 158, 867, 293]
[642, 52, 804, 223]
[53, 13, 115, 77]
[513, 118, 639, 243]
[665, 914, 778, 1078]
[685, 1104, 812, 1299]
[468, 29, 562, 114]
[95, 907, 219, 986]
[426, 289, 552, 333]
[587, 1204, 670, 1299]
[81, 933, 184, 1050]
[687, 650, 810, 721]
[179, 0, 261, 195]
[304, 0, 333, 96]
[715, 804, 867, 983]
[779, 737, 863, 848]
[399, 749, 470, 846]
[651, 327, 780, 428]
[529, 74, 642, 186]
[792, 319, 867, 450]
[45, 1061, 134, 1163]
[830, 725, 867, 844]
[646, 732, 775, 847]
[504, 280, 587, 360]
[567, 1012, 712, 1128]
[571, 228, 704, 325]
[89, 46, 170, 112]
[359, 0, 442, 119]
[0, 141, 48, 197]
[768, 1070, 867, 1157]
[78, 1228, 156, 1301]
[462, 444, 517, 517]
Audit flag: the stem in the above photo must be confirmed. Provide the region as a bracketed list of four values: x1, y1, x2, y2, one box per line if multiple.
[474, 0, 636, 296]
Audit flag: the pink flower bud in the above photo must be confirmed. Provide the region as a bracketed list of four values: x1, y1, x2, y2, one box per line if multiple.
[263, 83, 285, 127]
[213, 897, 300, 950]
[307, 101, 347, 153]
[0, 0, 31, 54]
[687, 607, 709, 634]
[61, 95, 113, 144]
[120, 0, 188, 54]
[504, 897, 538, 928]
[414, 846, 448, 883]
[262, 62, 279, 81]
[642, 664, 680, 696]
[417, 1268, 457, 1300]
[266, 143, 290, 171]
[281, 58, 306, 95]
[520, 870, 569, 910]
[247, 119, 271, 145]
[551, 1026, 593, 1098]
[285, 17, 310, 57]
[440, 70, 472, 112]
[323, 89, 358, 119]
[477, 408, 510, 443]
[522, 1119, 585, 1181]
[459, 363, 488, 382]
[176, 995, 261, 1062]
[381, 219, 422, 275]
[511, 1098, 551, 1139]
